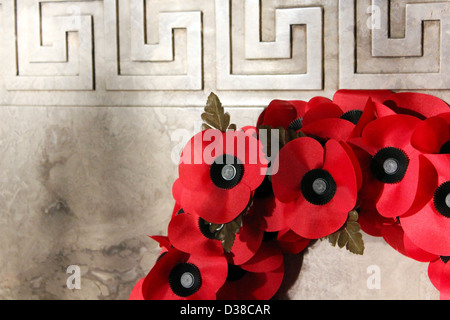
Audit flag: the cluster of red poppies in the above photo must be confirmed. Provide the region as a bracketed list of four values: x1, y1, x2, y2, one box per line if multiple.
[130, 90, 450, 300]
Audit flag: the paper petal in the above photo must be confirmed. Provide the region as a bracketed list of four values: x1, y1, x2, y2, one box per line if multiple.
[333, 89, 393, 111]
[277, 229, 311, 254]
[411, 115, 450, 154]
[302, 102, 343, 126]
[301, 118, 355, 142]
[259, 100, 300, 129]
[240, 241, 284, 273]
[168, 212, 223, 257]
[362, 114, 421, 151]
[385, 92, 450, 119]
[272, 137, 324, 203]
[253, 195, 289, 232]
[129, 277, 145, 300]
[227, 213, 264, 265]
[401, 202, 450, 256]
[179, 130, 223, 190]
[323, 140, 358, 214]
[382, 224, 438, 262]
[181, 181, 251, 224]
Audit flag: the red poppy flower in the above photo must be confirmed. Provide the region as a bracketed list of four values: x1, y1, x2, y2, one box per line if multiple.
[178, 129, 267, 224]
[384, 92, 449, 119]
[381, 222, 438, 262]
[168, 206, 264, 265]
[272, 137, 358, 239]
[411, 112, 450, 154]
[428, 256, 450, 300]
[257, 99, 309, 130]
[276, 228, 311, 254]
[400, 154, 450, 256]
[347, 142, 390, 237]
[168, 210, 224, 257]
[358, 114, 429, 218]
[301, 95, 396, 142]
[332, 89, 394, 108]
[216, 242, 284, 300]
[141, 247, 228, 300]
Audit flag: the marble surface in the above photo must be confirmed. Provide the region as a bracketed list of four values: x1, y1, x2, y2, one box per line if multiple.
[0, 106, 440, 300]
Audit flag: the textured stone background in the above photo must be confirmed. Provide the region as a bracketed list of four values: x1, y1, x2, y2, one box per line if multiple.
[0, 0, 449, 300]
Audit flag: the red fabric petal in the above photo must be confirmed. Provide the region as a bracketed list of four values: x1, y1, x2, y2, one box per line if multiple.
[339, 141, 363, 192]
[142, 249, 188, 300]
[440, 263, 450, 300]
[253, 195, 289, 232]
[323, 140, 358, 214]
[358, 207, 392, 237]
[240, 241, 284, 273]
[259, 100, 301, 129]
[227, 213, 264, 265]
[181, 181, 251, 224]
[189, 253, 228, 300]
[307, 96, 333, 109]
[401, 202, 450, 256]
[272, 137, 324, 203]
[301, 118, 355, 142]
[129, 277, 145, 300]
[411, 115, 450, 154]
[385, 92, 450, 119]
[428, 258, 445, 291]
[333, 89, 394, 112]
[376, 155, 421, 218]
[217, 265, 284, 300]
[277, 229, 311, 254]
[382, 224, 438, 262]
[168, 212, 223, 257]
[179, 130, 224, 190]
[224, 130, 268, 191]
[286, 198, 349, 239]
[362, 114, 422, 151]
[172, 178, 183, 204]
[150, 235, 172, 252]
[302, 102, 343, 126]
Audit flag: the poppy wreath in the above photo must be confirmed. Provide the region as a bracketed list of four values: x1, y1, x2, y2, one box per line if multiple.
[130, 90, 450, 301]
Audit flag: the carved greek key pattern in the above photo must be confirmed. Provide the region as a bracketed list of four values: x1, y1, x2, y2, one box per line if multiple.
[0, 0, 448, 106]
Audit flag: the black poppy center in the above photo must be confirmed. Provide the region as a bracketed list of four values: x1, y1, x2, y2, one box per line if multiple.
[301, 169, 337, 206]
[198, 218, 222, 240]
[433, 181, 450, 219]
[371, 147, 409, 184]
[169, 263, 202, 297]
[288, 117, 303, 131]
[340, 110, 363, 125]
[440, 141, 450, 154]
[210, 154, 244, 190]
[226, 264, 247, 282]
[263, 231, 279, 242]
[440, 256, 450, 264]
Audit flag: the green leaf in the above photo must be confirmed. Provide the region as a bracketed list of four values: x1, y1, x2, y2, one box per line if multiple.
[207, 214, 243, 253]
[327, 211, 365, 255]
[201, 93, 236, 132]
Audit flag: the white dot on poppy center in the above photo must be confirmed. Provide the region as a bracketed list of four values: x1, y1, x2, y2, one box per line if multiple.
[180, 272, 195, 289]
[445, 193, 450, 208]
[383, 158, 399, 175]
[312, 178, 328, 195]
[221, 164, 237, 181]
